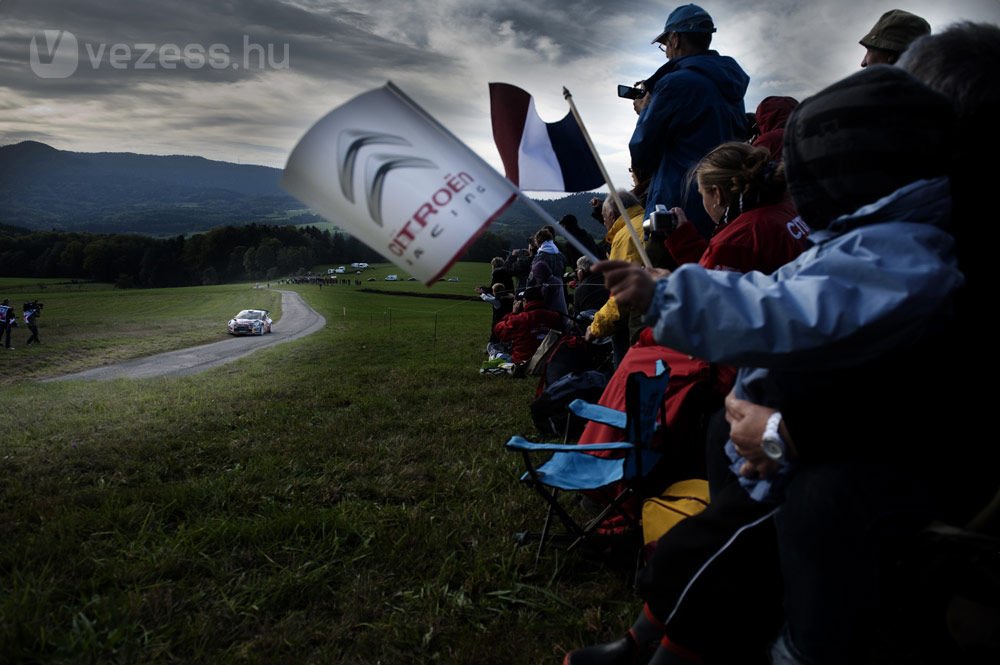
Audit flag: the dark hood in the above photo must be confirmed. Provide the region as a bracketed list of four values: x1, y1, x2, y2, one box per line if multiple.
[645, 51, 749, 104]
[755, 96, 798, 134]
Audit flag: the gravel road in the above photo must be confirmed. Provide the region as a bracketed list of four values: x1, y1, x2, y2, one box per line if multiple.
[46, 290, 325, 382]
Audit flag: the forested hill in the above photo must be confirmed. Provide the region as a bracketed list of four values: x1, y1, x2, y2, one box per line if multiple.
[0, 141, 297, 235]
[0, 141, 605, 242]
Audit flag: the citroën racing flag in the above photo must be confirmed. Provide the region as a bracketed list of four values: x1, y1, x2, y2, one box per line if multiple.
[282, 82, 517, 285]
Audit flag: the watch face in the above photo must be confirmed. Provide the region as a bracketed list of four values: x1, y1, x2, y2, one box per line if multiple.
[762, 437, 784, 461]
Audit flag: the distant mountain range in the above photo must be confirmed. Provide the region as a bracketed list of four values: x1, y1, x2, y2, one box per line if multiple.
[0, 141, 604, 243]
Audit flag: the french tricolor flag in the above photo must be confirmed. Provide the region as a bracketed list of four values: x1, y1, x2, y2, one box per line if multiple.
[489, 82, 604, 193]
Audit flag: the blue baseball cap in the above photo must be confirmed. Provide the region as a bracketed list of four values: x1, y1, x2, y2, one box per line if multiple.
[653, 4, 716, 43]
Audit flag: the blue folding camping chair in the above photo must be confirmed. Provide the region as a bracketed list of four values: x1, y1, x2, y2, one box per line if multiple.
[506, 360, 670, 563]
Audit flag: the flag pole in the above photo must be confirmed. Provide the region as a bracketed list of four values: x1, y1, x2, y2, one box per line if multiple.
[386, 82, 599, 265]
[562, 87, 653, 269]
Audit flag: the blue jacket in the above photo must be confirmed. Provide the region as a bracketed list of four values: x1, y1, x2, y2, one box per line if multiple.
[630, 52, 749, 237]
[645, 177, 960, 369]
[645, 177, 963, 462]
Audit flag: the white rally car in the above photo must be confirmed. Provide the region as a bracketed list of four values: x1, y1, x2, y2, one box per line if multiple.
[227, 309, 272, 336]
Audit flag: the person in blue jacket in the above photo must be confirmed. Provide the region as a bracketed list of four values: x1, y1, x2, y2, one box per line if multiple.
[571, 67, 971, 665]
[630, 4, 749, 239]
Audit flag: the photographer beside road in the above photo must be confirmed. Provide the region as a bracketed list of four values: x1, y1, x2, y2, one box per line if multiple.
[0, 299, 16, 349]
[23, 301, 42, 346]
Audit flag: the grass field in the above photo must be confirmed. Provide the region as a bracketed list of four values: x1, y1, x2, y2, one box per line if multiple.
[0, 264, 635, 664]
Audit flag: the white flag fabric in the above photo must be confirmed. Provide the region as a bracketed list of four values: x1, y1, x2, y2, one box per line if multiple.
[489, 83, 603, 192]
[282, 82, 517, 285]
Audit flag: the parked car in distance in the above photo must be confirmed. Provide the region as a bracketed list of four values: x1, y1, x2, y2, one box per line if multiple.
[227, 309, 272, 336]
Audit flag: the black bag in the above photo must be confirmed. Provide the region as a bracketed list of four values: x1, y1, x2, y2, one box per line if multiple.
[530, 369, 609, 439]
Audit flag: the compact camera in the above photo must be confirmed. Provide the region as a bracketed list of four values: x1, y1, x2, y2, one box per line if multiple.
[617, 84, 646, 100]
[643, 205, 678, 236]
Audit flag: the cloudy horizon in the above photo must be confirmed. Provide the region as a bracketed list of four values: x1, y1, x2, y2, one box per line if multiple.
[1, 0, 998, 191]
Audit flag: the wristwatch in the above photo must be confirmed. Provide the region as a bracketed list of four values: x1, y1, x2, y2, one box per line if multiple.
[761, 411, 786, 461]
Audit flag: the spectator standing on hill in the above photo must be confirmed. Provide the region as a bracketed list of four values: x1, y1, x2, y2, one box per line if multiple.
[528, 261, 568, 317]
[0, 299, 15, 349]
[859, 9, 930, 67]
[504, 243, 533, 291]
[558, 214, 605, 266]
[24, 302, 41, 346]
[531, 228, 566, 280]
[489, 257, 515, 292]
[630, 3, 749, 239]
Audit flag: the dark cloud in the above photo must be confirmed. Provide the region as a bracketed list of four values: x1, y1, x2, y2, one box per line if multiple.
[2, 0, 997, 172]
[0, 0, 454, 98]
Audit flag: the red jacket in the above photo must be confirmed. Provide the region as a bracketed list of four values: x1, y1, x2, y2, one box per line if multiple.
[493, 301, 565, 364]
[664, 198, 805, 273]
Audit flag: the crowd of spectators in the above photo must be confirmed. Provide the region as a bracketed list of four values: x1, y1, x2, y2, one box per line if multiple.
[481, 5, 998, 664]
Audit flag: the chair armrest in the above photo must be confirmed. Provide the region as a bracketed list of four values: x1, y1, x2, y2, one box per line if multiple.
[568, 399, 626, 429]
[505, 435, 635, 453]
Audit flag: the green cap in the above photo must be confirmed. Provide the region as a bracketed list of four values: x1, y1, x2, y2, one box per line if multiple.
[859, 9, 931, 53]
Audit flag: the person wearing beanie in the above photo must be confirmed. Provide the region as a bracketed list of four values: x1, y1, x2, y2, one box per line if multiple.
[859, 8, 930, 67]
[630, 3, 749, 239]
[592, 66, 964, 663]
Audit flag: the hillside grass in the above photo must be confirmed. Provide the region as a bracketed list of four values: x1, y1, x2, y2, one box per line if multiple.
[0, 264, 635, 664]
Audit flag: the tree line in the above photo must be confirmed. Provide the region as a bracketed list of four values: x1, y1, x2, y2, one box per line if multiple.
[0, 224, 511, 288]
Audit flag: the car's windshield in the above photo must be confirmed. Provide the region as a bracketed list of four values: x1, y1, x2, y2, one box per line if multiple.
[236, 310, 262, 320]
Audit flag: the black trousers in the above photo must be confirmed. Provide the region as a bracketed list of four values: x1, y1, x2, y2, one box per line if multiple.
[636, 409, 782, 664]
[26, 323, 39, 345]
[774, 461, 932, 664]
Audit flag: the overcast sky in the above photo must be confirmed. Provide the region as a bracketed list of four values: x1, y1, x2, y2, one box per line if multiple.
[1, 0, 997, 192]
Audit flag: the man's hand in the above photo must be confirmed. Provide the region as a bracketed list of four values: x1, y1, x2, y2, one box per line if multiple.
[633, 92, 651, 115]
[591, 260, 667, 312]
[725, 391, 780, 479]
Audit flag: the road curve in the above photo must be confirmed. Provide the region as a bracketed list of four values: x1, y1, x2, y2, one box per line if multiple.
[46, 290, 325, 382]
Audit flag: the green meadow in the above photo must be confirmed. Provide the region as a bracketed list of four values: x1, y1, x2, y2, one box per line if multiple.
[0, 265, 634, 664]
